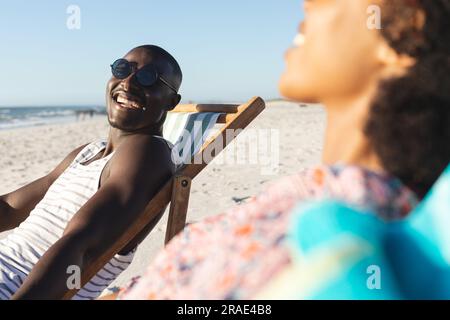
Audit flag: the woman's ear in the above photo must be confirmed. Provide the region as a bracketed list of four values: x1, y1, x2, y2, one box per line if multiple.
[167, 94, 182, 111]
[376, 42, 416, 78]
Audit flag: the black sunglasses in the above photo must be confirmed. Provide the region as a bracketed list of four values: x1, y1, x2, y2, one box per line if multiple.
[110, 58, 178, 93]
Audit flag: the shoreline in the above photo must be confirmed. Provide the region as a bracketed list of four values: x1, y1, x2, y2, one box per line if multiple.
[0, 106, 106, 132]
[0, 115, 106, 132]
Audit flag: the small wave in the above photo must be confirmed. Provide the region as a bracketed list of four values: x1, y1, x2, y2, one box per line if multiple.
[0, 106, 101, 130]
[0, 114, 13, 121]
[34, 110, 75, 117]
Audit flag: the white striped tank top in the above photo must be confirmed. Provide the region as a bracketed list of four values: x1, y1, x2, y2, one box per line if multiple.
[0, 140, 135, 300]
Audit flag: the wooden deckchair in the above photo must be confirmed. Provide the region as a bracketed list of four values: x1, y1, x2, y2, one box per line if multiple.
[63, 96, 265, 299]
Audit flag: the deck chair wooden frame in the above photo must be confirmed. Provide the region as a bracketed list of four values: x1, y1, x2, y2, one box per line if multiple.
[63, 96, 265, 299]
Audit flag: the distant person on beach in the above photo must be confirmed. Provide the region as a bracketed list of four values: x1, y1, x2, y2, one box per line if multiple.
[76, 109, 95, 121]
[114, 0, 449, 299]
[0, 45, 182, 299]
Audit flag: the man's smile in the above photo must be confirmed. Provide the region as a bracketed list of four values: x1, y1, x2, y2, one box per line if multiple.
[112, 90, 145, 110]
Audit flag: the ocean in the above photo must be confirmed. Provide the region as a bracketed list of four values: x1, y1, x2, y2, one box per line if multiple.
[0, 106, 106, 130]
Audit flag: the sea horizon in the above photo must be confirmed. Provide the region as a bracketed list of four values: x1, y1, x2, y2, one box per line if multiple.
[0, 105, 107, 131]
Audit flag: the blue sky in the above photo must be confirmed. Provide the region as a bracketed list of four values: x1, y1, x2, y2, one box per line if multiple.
[0, 1, 303, 106]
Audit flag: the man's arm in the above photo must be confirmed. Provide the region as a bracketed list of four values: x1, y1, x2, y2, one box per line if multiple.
[12, 135, 174, 300]
[0, 145, 88, 233]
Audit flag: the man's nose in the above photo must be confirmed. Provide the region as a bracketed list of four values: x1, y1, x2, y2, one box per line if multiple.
[121, 73, 136, 91]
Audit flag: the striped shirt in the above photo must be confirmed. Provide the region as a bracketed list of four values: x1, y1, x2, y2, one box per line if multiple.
[0, 140, 135, 300]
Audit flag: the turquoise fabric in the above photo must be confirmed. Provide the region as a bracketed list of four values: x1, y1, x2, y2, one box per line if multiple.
[287, 164, 450, 300]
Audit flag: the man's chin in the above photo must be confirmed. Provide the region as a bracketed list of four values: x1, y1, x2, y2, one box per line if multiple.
[108, 117, 160, 135]
[107, 117, 138, 132]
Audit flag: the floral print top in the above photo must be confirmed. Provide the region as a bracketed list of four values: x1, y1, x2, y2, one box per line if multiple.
[118, 165, 418, 300]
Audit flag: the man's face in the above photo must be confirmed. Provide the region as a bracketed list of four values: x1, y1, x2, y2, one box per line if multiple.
[106, 47, 180, 132]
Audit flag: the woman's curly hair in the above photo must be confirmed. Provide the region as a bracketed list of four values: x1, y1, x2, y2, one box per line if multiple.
[365, 0, 450, 198]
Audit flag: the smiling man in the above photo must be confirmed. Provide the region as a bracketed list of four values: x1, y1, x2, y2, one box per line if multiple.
[0, 45, 182, 299]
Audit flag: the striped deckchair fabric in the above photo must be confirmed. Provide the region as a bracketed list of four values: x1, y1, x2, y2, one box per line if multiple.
[163, 112, 222, 167]
[63, 97, 266, 299]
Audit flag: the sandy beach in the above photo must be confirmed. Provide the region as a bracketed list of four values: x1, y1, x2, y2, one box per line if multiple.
[0, 101, 325, 289]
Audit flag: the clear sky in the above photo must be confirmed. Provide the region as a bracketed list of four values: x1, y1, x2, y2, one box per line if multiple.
[0, 1, 303, 107]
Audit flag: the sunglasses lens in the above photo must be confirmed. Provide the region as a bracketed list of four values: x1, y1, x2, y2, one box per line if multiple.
[111, 59, 131, 79]
[136, 66, 158, 87]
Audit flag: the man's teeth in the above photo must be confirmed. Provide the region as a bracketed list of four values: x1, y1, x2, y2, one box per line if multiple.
[293, 33, 305, 47]
[116, 95, 141, 108]
[117, 96, 127, 104]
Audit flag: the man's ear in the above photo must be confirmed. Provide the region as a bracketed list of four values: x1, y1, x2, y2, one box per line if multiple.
[167, 94, 181, 111]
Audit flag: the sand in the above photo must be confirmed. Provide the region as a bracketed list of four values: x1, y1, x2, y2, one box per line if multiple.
[0, 101, 325, 289]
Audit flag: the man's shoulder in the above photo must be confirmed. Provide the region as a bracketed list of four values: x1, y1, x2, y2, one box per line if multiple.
[115, 134, 172, 154]
[110, 135, 175, 174]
